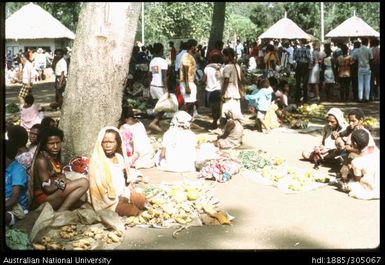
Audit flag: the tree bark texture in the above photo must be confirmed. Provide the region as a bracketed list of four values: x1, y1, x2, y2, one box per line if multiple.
[207, 2, 226, 53]
[60, 2, 141, 163]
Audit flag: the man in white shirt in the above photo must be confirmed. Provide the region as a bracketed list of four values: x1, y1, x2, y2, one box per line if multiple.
[236, 40, 244, 60]
[18, 53, 35, 105]
[149, 43, 168, 132]
[53, 49, 67, 108]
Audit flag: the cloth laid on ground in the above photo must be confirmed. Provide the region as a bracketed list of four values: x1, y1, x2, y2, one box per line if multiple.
[29, 202, 125, 250]
[238, 150, 328, 193]
[199, 159, 241, 183]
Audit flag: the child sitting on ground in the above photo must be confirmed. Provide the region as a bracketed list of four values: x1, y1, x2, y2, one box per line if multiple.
[274, 80, 290, 123]
[20, 94, 43, 133]
[347, 129, 379, 200]
[118, 106, 155, 169]
[5, 140, 29, 226]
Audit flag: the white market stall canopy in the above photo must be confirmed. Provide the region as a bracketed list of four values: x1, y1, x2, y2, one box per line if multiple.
[259, 15, 311, 40]
[6, 3, 75, 40]
[325, 15, 379, 38]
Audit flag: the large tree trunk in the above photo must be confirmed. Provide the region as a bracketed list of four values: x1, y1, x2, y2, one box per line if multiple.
[207, 2, 226, 53]
[59, 3, 141, 163]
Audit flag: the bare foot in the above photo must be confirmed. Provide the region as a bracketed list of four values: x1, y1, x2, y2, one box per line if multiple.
[79, 201, 93, 210]
[149, 123, 163, 133]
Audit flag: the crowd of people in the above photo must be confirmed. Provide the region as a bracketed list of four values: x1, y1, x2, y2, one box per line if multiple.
[4, 36, 380, 228]
[5, 47, 71, 110]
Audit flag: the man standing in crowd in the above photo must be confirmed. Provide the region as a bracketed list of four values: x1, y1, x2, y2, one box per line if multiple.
[52, 49, 67, 109]
[293, 38, 311, 103]
[180, 39, 198, 117]
[352, 38, 373, 102]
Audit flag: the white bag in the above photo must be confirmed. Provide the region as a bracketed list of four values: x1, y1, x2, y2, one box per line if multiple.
[153, 93, 178, 113]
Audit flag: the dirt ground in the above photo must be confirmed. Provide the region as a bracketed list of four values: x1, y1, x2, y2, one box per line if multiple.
[5, 82, 381, 258]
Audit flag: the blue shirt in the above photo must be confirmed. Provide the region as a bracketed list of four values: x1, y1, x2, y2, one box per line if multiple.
[5, 160, 28, 210]
[245, 88, 273, 111]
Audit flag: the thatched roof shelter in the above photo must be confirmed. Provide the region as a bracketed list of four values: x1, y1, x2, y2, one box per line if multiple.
[259, 14, 310, 40]
[325, 15, 379, 38]
[6, 3, 75, 40]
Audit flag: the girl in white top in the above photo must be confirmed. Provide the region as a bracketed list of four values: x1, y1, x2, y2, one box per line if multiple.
[118, 106, 155, 169]
[20, 94, 43, 133]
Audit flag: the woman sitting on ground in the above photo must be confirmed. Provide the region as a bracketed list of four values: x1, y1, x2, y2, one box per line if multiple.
[213, 110, 243, 149]
[27, 123, 42, 154]
[274, 80, 290, 124]
[29, 127, 89, 211]
[302, 107, 348, 169]
[88, 127, 146, 217]
[7, 125, 34, 170]
[155, 111, 197, 172]
[118, 106, 155, 169]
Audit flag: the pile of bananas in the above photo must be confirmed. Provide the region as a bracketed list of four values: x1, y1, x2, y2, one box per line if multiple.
[297, 104, 326, 119]
[124, 180, 230, 227]
[197, 135, 208, 145]
[363, 117, 379, 129]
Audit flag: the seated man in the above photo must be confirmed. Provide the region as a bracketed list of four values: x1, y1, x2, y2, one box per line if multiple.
[5, 140, 29, 226]
[155, 111, 197, 172]
[88, 126, 146, 217]
[347, 129, 379, 200]
[213, 110, 243, 149]
[332, 109, 377, 182]
[29, 127, 89, 211]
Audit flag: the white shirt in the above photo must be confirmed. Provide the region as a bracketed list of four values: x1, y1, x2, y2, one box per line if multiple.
[236, 43, 243, 56]
[204, 64, 222, 92]
[149, 57, 168, 87]
[55, 58, 67, 77]
[22, 61, 34, 84]
[120, 122, 153, 157]
[161, 127, 196, 172]
[35, 53, 46, 68]
[108, 153, 126, 197]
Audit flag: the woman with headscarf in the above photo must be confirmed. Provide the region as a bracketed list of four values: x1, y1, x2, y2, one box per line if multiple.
[88, 127, 146, 216]
[302, 107, 348, 169]
[155, 111, 197, 172]
[213, 110, 244, 149]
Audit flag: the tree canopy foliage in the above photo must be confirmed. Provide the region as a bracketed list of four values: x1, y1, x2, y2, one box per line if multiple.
[7, 2, 380, 45]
